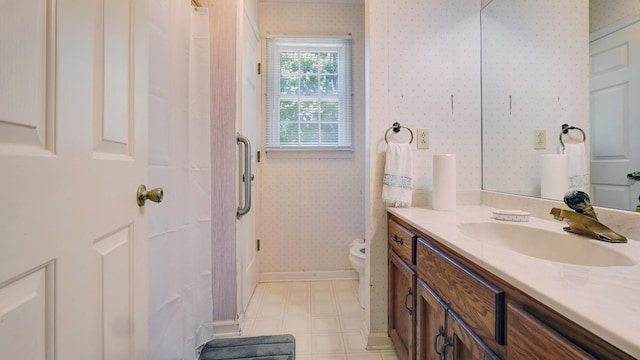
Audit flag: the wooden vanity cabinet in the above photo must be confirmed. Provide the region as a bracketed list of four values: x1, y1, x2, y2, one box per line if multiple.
[506, 303, 595, 360]
[388, 220, 418, 360]
[389, 250, 416, 360]
[414, 238, 503, 360]
[387, 214, 635, 360]
[416, 279, 499, 360]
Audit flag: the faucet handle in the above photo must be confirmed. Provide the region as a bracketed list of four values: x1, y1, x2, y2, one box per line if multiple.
[563, 190, 598, 220]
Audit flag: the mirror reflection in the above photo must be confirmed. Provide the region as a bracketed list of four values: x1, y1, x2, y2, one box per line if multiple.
[481, 0, 640, 212]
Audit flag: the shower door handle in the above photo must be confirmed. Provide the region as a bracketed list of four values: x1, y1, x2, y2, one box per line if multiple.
[237, 134, 252, 218]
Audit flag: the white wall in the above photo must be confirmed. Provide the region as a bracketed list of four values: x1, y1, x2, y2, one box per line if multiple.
[258, 2, 366, 273]
[366, 0, 481, 343]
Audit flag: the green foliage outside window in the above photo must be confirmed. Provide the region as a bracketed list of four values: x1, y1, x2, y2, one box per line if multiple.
[278, 51, 341, 145]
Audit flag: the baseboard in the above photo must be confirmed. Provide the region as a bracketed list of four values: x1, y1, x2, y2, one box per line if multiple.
[260, 270, 358, 282]
[366, 332, 394, 350]
[212, 320, 241, 338]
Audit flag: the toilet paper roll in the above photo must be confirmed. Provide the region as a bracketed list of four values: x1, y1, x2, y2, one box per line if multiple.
[432, 154, 456, 211]
[541, 154, 569, 201]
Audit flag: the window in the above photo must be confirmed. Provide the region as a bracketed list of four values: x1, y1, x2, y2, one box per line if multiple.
[266, 37, 352, 153]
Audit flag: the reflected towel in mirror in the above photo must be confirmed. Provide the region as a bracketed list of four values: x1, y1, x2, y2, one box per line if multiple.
[564, 141, 589, 193]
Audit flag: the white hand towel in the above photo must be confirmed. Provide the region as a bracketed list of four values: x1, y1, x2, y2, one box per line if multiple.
[382, 143, 413, 207]
[563, 142, 589, 193]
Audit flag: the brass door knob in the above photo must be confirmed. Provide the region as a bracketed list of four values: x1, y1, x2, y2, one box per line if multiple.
[628, 172, 640, 181]
[137, 185, 164, 207]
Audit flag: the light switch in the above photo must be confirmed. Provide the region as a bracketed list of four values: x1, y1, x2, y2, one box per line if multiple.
[534, 129, 546, 149]
[417, 128, 429, 149]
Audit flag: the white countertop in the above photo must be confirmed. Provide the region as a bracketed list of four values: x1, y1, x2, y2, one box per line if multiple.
[387, 205, 640, 357]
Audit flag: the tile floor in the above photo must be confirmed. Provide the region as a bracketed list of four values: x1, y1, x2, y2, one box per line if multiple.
[241, 280, 399, 360]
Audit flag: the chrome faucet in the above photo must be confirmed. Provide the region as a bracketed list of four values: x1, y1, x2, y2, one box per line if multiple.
[550, 190, 627, 243]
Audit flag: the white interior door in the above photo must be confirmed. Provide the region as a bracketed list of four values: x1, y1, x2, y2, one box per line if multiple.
[590, 20, 640, 211]
[237, 6, 261, 314]
[0, 0, 149, 358]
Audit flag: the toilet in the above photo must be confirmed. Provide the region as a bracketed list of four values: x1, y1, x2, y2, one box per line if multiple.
[349, 239, 367, 308]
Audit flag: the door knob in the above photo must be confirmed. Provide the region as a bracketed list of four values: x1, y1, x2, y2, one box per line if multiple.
[137, 185, 164, 207]
[628, 172, 640, 181]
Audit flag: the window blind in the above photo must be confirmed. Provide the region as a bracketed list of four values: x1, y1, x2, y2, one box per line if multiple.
[266, 36, 353, 151]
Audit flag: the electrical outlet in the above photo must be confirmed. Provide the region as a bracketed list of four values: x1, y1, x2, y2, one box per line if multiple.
[534, 129, 546, 149]
[417, 128, 429, 149]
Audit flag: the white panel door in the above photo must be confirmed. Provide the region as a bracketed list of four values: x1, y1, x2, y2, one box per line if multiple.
[590, 20, 640, 211]
[238, 5, 261, 314]
[0, 0, 149, 359]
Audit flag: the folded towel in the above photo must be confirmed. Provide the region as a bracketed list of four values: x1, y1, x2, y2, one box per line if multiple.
[563, 141, 589, 193]
[382, 143, 413, 207]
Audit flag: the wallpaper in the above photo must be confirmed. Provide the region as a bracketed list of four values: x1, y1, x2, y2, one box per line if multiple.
[591, 0, 640, 33]
[367, 0, 482, 341]
[259, 2, 366, 273]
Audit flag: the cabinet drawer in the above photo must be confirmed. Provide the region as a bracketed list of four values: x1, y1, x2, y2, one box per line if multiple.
[507, 303, 595, 359]
[388, 220, 416, 265]
[417, 238, 505, 345]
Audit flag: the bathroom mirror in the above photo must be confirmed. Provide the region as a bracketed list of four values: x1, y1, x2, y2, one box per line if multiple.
[481, 0, 640, 212]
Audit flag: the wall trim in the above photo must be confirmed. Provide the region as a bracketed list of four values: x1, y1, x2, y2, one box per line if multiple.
[212, 320, 241, 338]
[260, 270, 358, 282]
[366, 332, 394, 350]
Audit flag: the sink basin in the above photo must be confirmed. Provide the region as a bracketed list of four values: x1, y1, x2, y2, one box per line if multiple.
[458, 222, 634, 267]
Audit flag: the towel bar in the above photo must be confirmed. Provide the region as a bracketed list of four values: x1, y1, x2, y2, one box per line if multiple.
[385, 122, 414, 144]
[559, 123, 586, 151]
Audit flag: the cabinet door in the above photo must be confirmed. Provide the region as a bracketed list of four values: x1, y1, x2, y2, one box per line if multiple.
[389, 250, 416, 360]
[445, 311, 500, 360]
[416, 279, 448, 360]
[507, 304, 596, 360]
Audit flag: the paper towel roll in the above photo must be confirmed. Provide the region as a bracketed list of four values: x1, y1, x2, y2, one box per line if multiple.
[541, 154, 569, 200]
[432, 154, 456, 211]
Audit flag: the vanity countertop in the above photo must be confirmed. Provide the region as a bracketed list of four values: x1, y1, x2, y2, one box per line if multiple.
[387, 205, 640, 357]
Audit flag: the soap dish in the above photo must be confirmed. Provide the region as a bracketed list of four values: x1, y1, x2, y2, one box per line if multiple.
[492, 209, 530, 222]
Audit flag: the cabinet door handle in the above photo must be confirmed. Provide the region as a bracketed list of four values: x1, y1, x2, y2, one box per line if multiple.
[433, 326, 445, 357]
[392, 234, 404, 246]
[434, 326, 452, 360]
[403, 288, 413, 315]
[438, 337, 452, 360]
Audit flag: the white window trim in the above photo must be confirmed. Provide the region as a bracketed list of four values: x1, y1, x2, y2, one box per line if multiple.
[265, 36, 353, 156]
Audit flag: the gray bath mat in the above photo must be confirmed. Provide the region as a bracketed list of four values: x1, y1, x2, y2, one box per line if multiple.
[200, 334, 295, 360]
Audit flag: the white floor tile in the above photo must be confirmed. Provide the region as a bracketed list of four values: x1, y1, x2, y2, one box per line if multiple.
[312, 333, 346, 354]
[348, 352, 383, 360]
[312, 301, 338, 315]
[315, 354, 348, 360]
[343, 332, 367, 352]
[333, 280, 357, 291]
[339, 315, 365, 332]
[282, 316, 312, 333]
[259, 302, 286, 317]
[250, 318, 282, 335]
[380, 350, 400, 360]
[338, 301, 365, 316]
[244, 280, 399, 358]
[291, 333, 312, 355]
[285, 302, 310, 316]
[311, 316, 341, 333]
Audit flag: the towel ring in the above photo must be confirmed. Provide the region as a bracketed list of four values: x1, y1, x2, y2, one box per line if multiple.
[559, 123, 586, 151]
[385, 122, 414, 144]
